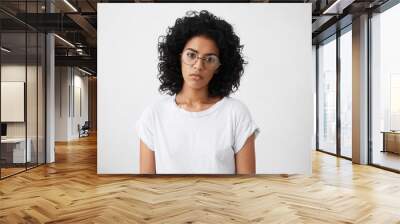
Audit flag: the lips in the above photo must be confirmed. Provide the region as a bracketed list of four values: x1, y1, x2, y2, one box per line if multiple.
[189, 74, 202, 80]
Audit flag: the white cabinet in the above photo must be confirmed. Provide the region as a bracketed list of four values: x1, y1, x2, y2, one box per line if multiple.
[1, 138, 32, 163]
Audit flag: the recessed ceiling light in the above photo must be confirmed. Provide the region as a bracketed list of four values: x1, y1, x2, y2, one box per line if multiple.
[1, 47, 11, 53]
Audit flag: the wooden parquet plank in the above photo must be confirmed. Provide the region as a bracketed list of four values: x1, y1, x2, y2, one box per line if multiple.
[1, 134, 400, 223]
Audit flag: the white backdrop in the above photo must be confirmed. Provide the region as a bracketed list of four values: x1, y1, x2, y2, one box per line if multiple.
[98, 3, 313, 174]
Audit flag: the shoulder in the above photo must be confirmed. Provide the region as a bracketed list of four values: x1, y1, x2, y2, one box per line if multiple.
[222, 96, 255, 125]
[223, 96, 251, 114]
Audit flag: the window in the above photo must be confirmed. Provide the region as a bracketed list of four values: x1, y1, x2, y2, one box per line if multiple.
[318, 36, 337, 154]
[340, 28, 352, 158]
[371, 2, 400, 171]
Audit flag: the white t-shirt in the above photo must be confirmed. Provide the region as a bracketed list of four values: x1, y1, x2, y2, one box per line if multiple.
[136, 95, 260, 174]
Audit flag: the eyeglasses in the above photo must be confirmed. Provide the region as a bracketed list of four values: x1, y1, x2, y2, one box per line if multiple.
[181, 49, 221, 70]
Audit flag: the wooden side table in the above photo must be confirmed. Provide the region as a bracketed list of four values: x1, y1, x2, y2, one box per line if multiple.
[381, 131, 400, 154]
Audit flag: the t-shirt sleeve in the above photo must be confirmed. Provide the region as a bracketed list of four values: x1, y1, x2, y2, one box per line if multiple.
[135, 107, 155, 151]
[233, 102, 260, 154]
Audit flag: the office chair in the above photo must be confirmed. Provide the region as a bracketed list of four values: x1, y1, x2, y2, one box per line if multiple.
[79, 121, 90, 138]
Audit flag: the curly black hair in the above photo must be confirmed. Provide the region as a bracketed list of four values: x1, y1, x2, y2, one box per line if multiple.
[157, 10, 247, 97]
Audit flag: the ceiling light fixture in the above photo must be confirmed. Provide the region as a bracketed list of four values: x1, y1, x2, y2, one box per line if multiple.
[78, 67, 93, 76]
[76, 48, 85, 55]
[1, 47, 11, 53]
[54, 34, 75, 48]
[63, 0, 78, 12]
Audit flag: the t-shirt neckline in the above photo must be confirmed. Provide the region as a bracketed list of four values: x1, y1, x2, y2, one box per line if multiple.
[172, 95, 226, 117]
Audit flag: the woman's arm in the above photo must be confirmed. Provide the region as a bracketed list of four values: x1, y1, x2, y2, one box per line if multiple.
[235, 133, 256, 174]
[139, 140, 156, 174]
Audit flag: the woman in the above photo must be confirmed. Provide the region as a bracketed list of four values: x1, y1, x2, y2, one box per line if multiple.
[136, 10, 259, 174]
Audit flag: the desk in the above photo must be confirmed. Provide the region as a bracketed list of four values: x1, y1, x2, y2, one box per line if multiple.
[381, 131, 400, 154]
[1, 138, 31, 163]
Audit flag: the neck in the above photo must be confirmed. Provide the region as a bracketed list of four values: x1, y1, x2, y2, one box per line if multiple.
[177, 85, 209, 104]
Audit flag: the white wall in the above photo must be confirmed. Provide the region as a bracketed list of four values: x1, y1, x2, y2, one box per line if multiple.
[72, 72, 89, 138]
[312, 45, 317, 151]
[55, 67, 69, 141]
[55, 67, 89, 141]
[98, 3, 313, 174]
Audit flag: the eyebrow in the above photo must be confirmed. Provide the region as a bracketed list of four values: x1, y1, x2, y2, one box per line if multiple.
[185, 48, 219, 57]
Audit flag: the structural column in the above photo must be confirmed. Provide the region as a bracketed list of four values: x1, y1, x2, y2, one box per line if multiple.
[46, 1, 55, 163]
[352, 14, 369, 164]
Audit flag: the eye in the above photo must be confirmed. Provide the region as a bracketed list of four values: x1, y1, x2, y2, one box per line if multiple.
[205, 56, 217, 64]
[186, 51, 197, 59]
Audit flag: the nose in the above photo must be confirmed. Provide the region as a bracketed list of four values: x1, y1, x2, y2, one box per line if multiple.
[192, 57, 205, 71]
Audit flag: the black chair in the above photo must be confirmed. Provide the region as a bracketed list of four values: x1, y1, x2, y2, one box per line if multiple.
[79, 121, 90, 138]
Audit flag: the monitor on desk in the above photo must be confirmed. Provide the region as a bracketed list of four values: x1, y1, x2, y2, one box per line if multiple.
[1, 123, 7, 138]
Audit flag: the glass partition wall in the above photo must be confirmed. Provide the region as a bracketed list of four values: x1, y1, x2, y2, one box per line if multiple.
[0, 31, 27, 177]
[0, 1, 46, 179]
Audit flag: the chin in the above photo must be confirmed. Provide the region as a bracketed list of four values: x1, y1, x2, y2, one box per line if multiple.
[182, 78, 206, 89]
[187, 83, 207, 90]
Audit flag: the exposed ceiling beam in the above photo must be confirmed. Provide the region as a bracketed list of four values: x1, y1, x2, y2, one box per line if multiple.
[86, 0, 97, 12]
[55, 55, 96, 70]
[67, 13, 97, 40]
[312, 15, 335, 33]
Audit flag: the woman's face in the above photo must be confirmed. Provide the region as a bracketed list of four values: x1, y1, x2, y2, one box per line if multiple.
[180, 35, 220, 91]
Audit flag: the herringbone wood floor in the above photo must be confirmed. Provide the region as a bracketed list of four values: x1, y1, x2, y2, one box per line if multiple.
[1, 134, 400, 223]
